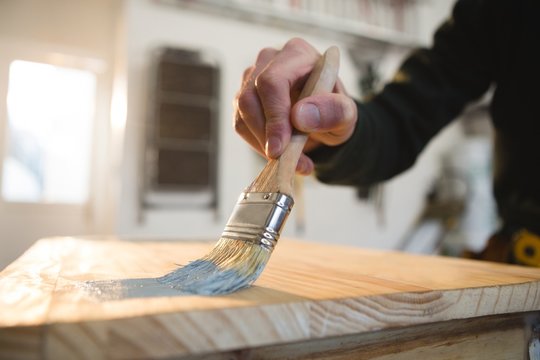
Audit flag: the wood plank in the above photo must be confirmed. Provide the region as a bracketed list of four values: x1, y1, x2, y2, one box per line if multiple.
[1, 237, 540, 359]
[182, 312, 534, 360]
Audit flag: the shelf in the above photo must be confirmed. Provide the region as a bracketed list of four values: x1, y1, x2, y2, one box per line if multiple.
[160, 0, 422, 49]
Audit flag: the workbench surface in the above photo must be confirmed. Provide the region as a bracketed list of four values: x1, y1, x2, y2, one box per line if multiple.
[1, 237, 540, 359]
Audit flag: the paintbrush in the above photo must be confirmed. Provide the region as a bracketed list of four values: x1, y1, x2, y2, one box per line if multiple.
[159, 46, 340, 295]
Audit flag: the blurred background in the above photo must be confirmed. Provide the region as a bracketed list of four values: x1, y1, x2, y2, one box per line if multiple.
[0, 0, 497, 270]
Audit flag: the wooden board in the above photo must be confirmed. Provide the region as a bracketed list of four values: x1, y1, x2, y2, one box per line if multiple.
[1, 236, 540, 359]
[182, 312, 536, 360]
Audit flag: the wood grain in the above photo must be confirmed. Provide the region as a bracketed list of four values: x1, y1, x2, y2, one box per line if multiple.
[1, 237, 540, 359]
[182, 312, 536, 360]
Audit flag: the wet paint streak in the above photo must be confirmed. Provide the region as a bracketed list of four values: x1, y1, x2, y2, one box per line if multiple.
[82, 277, 189, 301]
[81, 260, 265, 301]
[82, 239, 273, 300]
[158, 259, 266, 295]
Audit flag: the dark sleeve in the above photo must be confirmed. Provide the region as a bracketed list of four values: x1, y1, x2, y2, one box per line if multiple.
[309, 0, 494, 187]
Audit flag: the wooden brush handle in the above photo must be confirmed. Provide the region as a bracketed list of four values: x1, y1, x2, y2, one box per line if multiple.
[247, 46, 340, 195]
[277, 46, 340, 194]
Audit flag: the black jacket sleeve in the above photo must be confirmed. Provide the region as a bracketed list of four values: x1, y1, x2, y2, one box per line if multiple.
[310, 0, 494, 187]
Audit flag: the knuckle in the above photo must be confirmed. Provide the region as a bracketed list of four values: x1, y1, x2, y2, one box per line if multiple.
[322, 95, 356, 128]
[284, 37, 308, 50]
[242, 66, 254, 81]
[284, 37, 317, 56]
[341, 97, 358, 124]
[265, 117, 289, 135]
[255, 69, 282, 96]
[233, 113, 248, 134]
[236, 89, 258, 116]
[285, 37, 306, 48]
[314, 96, 356, 146]
[256, 47, 277, 64]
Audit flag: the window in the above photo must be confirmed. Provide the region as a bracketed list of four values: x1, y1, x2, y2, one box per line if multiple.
[2, 60, 96, 203]
[143, 48, 219, 209]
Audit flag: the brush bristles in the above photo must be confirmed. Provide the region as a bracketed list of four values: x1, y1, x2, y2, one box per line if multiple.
[158, 238, 272, 295]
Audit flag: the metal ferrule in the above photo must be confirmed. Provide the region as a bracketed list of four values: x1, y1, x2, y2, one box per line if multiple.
[221, 192, 294, 252]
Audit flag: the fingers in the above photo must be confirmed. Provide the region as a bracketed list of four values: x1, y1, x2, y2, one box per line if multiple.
[234, 47, 278, 154]
[255, 38, 320, 158]
[233, 112, 266, 158]
[235, 38, 321, 159]
[234, 38, 355, 174]
[296, 153, 314, 175]
[291, 92, 357, 151]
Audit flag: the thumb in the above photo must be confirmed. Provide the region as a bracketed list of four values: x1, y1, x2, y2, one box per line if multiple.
[291, 94, 357, 146]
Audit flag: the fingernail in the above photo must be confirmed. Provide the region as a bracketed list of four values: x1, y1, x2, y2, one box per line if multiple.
[296, 158, 307, 174]
[296, 157, 312, 175]
[265, 136, 282, 158]
[298, 103, 320, 130]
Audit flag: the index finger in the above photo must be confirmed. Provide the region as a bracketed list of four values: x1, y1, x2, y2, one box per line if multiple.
[254, 38, 320, 158]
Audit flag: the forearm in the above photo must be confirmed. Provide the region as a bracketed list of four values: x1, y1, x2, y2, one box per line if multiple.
[310, 0, 494, 187]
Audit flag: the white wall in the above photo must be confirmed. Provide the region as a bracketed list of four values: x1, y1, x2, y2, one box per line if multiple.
[0, 0, 118, 269]
[0, 0, 116, 55]
[118, 0, 361, 240]
[0, 0, 461, 270]
[118, 0, 463, 251]
[416, 0, 456, 46]
[0, 0, 461, 272]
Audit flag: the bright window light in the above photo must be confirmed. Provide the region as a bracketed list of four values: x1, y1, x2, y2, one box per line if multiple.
[2, 60, 96, 203]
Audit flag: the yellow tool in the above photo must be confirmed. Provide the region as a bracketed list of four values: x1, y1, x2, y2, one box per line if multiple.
[513, 229, 540, 266]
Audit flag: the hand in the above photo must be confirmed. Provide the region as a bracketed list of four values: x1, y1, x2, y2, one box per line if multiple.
[234, 38, 357, 175]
